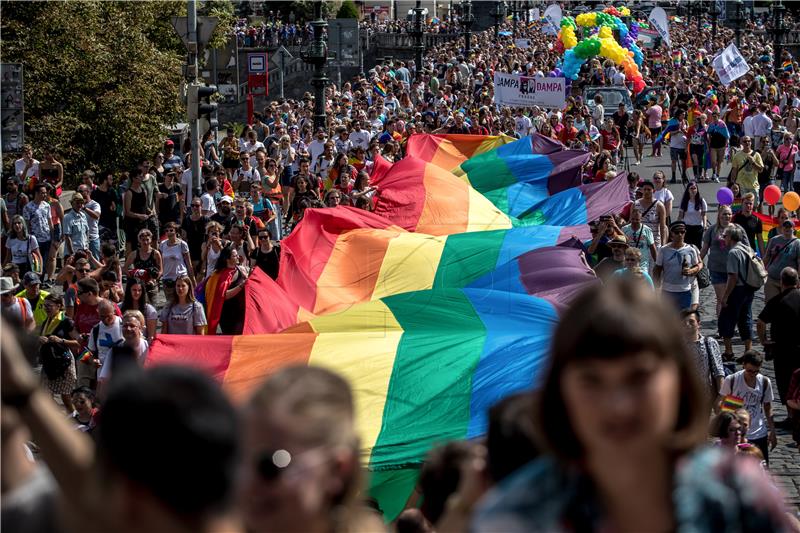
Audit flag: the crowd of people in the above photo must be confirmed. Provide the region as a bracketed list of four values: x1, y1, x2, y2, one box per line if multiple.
[2, 4, 800, 532]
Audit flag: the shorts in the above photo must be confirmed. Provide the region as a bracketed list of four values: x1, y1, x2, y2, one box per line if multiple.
[280, 167, 295, 188]
[51, 223, 62, 243]
[710, 147, 726, 161]
[650, 126, 662, 140]
[670, 147, 686, 161]
[664, 289, 692, 310]
[689, 144, 705, 158]
[710, 270, 728, 285]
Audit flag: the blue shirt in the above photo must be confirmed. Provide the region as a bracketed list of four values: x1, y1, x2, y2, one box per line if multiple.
[63, 210, 89, 252]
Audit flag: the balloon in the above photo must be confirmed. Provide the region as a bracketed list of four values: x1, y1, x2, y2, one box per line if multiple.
[784, 191, 800, 212]
[717, 187, 734, 206]
[763, 184, 781, 206]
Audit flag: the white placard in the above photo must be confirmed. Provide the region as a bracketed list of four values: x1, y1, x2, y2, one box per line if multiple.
[712, 43, 751, 86]
[493, 73, 566, 109]
[542, 4, 562, 36]
[648, 7, 670, 48]
[515, 38, 531, 49]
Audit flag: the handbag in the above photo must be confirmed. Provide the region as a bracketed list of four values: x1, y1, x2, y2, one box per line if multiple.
[696, 264, 711, 288]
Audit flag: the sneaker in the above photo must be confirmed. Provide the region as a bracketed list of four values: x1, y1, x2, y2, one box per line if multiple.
[713, 177, 720, 183]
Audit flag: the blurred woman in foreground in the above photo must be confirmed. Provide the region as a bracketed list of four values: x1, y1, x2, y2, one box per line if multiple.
[239, 366, 384, 533]
[473, 279, 791, 532]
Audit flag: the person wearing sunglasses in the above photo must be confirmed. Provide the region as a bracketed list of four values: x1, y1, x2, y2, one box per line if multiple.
[240, 366, 383, 533]
[653, 220, 703, 311]
[181, 198, 210, 282]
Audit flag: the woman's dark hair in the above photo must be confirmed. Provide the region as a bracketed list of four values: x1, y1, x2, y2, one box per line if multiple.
[123, 278, 150, 311]
[535, 279, 707, 462]
[214, 244, 235, 272]
[709, 411, 738, 439]
[680, 181, 704, 212]
[486, 392, 539, 483]
[354, 171, 370, 191]
[333, 152, 348, 168]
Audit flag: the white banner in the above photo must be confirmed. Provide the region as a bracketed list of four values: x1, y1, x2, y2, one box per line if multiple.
[648, 7, 670, 48]
[530, 7, 540, 21]
[515, 38, 531, 49]
[543, 4, 562, 36]
[493, 73, 566, 109]
[712, 43, 751, 86]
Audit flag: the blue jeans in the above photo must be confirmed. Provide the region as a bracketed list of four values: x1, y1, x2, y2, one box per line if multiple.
[718, 285, 755, 341]
[664, 289, 692, 311]
[779, 169, 793, 192]
[88, 238, 101, 261]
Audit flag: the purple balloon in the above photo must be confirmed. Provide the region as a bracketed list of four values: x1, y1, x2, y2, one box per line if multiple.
[553, 67, 563, 76]
[717, 187, 734, 206]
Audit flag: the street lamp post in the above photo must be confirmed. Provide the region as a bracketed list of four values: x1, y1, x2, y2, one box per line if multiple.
[773, 1, 786, 76]
[709, 0, 718, 52]
[493, 1, 504, 40]
[462, 1, 474, 58]
[733, 0, 743, 48]
[696, 1, 702, 32]
[412, 0, 425, 81]
[524, 1, 530, 25]
[302, 1, 329, 130]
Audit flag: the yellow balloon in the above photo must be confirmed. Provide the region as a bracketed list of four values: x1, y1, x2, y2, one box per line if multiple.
[562, 25, 578, 49]
[598, 26, 612, 39]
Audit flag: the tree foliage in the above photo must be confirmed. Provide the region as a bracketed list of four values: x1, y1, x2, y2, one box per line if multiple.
[1, 1, 186, 183]
[336, 0, 360, 19]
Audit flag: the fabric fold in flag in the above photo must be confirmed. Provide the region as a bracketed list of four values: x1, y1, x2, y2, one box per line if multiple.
[196, 267, 235, 335]
[253, 207, 590, 325]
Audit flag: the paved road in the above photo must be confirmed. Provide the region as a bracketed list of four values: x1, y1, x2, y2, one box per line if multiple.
[626, 146, 799, 513]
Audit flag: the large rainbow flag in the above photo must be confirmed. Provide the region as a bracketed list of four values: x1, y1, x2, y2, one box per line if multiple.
[755, 212, 800, 242]
[264, 207, 591, 322]
[371, 155, 630, 234]
[404, 133, 517, 171]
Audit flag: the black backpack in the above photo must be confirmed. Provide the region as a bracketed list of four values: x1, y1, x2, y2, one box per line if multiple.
[40, 341, 73, 380]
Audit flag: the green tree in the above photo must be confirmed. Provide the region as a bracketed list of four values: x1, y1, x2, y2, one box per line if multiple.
[336, 0, 360, 19]
[1, 1, 186, 183]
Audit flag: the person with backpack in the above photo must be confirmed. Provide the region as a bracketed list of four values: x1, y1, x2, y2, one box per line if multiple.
[719, 225, 765, 359]
[719, 351, 777, 465]
[37, 294, 79, 413]
[0, 276, 33, 330]
[682, 309, 724, 409]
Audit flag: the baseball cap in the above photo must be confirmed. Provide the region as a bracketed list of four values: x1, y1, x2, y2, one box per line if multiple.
[164, 139, 174, 146]
[23, 271, 41, 286]
[218, 195, 233, 205]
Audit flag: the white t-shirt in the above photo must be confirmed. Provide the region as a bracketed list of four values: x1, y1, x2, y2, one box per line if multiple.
[514, 115, 532, 137]
[98, 337, 148, 381]
[308, 139, 327, 163]
[14, 158, 39, 180]
[349, 129, 371, 151]
[3, 297, 33, 324]
[88, 317, 123, 372]
[680, 198, 708, 227]
[200, 193, 217, 215]
[653, 187, 674, 218]
[84, 199, 101, 240]
[6, 235, 37, 265]
[720, 371, 774, 440]
[159, 239, 190, 281]
[655, 244, 700, 292]
[181, 169, 194, 201]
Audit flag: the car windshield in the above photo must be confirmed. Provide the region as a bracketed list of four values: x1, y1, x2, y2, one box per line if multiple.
[586, 91, 626, 109]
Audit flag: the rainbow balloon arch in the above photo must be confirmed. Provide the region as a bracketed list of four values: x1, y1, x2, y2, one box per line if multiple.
[551, 7, 646, 95]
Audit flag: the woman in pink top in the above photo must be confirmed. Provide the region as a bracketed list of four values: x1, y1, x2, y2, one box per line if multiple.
[775, 131, 798, 193]
[647, 100, 663, 157]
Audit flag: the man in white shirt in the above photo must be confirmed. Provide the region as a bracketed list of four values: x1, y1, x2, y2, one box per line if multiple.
[514, 109, 532, 138]
[750, 104, 773, 150]
[14, 145, 39, 183]
[349, 121, 371, 151]
[200, 179, 218, 217]
[88, 300, 124, 384]
[76, 185, 102, 260]
[307, 128, 328, 163]
[1, 276, 34, 330]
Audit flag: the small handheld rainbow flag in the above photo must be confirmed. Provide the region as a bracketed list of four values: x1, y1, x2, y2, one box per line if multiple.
[373, 81, 387, 97]
[783, 60, 794, 73]
[721, 395, 745, 412]
[79, 347, 93, 364]
[30, 254, 42, 274]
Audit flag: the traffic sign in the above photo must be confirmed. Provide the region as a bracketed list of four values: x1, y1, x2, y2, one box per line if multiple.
[171, 16, 218, 50]
[248, 53, 267, 74]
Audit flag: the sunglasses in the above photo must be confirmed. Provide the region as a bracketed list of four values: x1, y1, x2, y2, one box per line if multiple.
[78, 269, 91, 274]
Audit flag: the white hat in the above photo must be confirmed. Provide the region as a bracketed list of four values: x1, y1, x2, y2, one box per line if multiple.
[218, 195, 233, 204]
[0, 277, 15, 295]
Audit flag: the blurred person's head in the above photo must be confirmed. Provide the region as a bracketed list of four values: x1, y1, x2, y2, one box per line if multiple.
[536, 280, 707, 465]
[94, 366, 239, 532]
[240, 366, 364, 533]
[418, 440, 481, 525]
[486, 392, 539, 484]
[710, 411, 742, 449]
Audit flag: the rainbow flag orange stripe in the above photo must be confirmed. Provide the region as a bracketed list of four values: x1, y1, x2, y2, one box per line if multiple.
[405, 133, 516, 171]
[721, 395, 745, 412]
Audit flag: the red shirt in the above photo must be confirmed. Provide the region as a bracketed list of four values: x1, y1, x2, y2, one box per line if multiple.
[600, 128, 619, 150]
[558, 126, 578, 145]
[74, 301, 122, 341]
